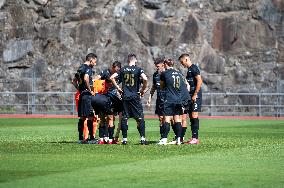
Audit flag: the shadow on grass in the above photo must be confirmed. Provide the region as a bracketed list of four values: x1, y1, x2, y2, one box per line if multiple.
[48, 141, 78, 144]
[48, 140, 159, 145]
[133, 140, 158, 145]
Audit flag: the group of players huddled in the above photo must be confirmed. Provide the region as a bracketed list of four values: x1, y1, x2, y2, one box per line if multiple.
[72, 53, 202, 145]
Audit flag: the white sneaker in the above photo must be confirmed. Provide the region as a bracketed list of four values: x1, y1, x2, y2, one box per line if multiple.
[157, 138, 167, 145]
[168, 140, 177, 145]
[186, 138, 200, 145]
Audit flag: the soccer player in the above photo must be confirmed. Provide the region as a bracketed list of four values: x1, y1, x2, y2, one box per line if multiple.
[146, 58, 165, 136]
[94, 61, 122, 144]
[110, 54, 148, 145]
[179, 53, 203, 144]
[168, 75, 190, 144]
[158, 58, 188, 145]
[72, 53, 97, 144]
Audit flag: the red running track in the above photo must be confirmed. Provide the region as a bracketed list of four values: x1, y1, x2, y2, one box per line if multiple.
[0, 114, 283, 120]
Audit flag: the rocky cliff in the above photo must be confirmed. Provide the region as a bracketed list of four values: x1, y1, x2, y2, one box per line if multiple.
[0, 0, 284, 95]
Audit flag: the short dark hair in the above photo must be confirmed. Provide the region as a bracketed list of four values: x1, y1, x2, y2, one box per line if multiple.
[154, 58, 164, 65]
[112, 61, 121, 68]
[178, 53, 190, 60]
[86, 53, 97, 61]
[127, 53, 137, 62]
[163, 58, 174, 67]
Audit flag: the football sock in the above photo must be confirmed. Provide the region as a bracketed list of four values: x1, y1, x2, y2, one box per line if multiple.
[181, 127, 187, 139]
[162, 122, 170, 138]
[78, 119, 84, 140]
[175, 122, 182, 138]
[159, 126, 163, 138]
[138, 119, 145, 138]
[108, 126, 115, 139]
[171, 123, 177, 138]
[191, 118, 199, 139]
[121, 118, 128, 138]
[87, 120, 94, 140]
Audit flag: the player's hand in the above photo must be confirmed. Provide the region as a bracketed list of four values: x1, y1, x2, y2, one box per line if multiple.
[118, 88, 123, 94]
[139, 89, 146, 97]
[192, 94, 197, 102]
[91, 91, 95, 96]
[146, 98, 151, 110]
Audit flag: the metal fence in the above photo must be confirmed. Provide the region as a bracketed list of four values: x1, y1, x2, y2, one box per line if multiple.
[0, 92, 283, 117]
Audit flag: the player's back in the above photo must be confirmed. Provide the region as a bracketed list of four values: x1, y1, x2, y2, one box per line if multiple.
[161, 68, 183, 104]
[120, 65, 144, 99]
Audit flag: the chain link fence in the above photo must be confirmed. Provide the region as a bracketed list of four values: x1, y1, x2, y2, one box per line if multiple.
[0, 92, 283, 117]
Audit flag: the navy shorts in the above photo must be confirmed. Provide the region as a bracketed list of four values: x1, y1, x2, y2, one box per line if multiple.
[91, 94, 112, 115]
[155, 98, 164, 116]
[182, 100, 189, 114]
[188, 97, 202, 114]
[122, 96, 144, 119]
[78, 91, 94, 117]
[163, 102, 183, 116]
[108, 94, 123, 115]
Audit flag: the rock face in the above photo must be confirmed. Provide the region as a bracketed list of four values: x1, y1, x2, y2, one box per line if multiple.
[3, 39, 34, 62]
[0, 0, 283, 95]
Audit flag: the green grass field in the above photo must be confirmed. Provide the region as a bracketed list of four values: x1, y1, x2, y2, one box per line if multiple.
[0, 118, 283, 188]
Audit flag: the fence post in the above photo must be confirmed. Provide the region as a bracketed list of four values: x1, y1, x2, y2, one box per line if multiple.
[32, 92, 35, 114]
[27, 92, 30, 114]
[72, 92, 75, 115]
[210, 93, 213, 116]
[258, 93, 262, 116]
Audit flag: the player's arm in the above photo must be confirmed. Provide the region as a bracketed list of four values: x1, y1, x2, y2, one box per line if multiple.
[94, 75, 102, 80]
[139, 73, 148, 97]
[94, 70, 105, 80]
[182, 76, 190, 92]
[192, 75, 202, 101]
[84, 74, 95, 95]
[110, 72, 123, 93]
[147, 84, 156, 108]
[71, 76, 79, 90]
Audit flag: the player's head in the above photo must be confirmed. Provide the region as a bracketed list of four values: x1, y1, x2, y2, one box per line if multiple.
[154, 58, 165, 73]
[127, 53, 137, 65]
[86, 53, 97, 67]
[178, 53, 191, 67]
[163, 58, 174, 68]
[112, 61, 121, 73]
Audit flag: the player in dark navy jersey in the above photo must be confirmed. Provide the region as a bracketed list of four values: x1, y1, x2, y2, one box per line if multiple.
[72, 53, 97, 144]
[158, 58, 188, 145]
[179, 53, 203, 144]
[168, 73, 190, 144]
[110, 54, 148, 145]
[147, 58, 165, 131]
[94, 61, 122, 144]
